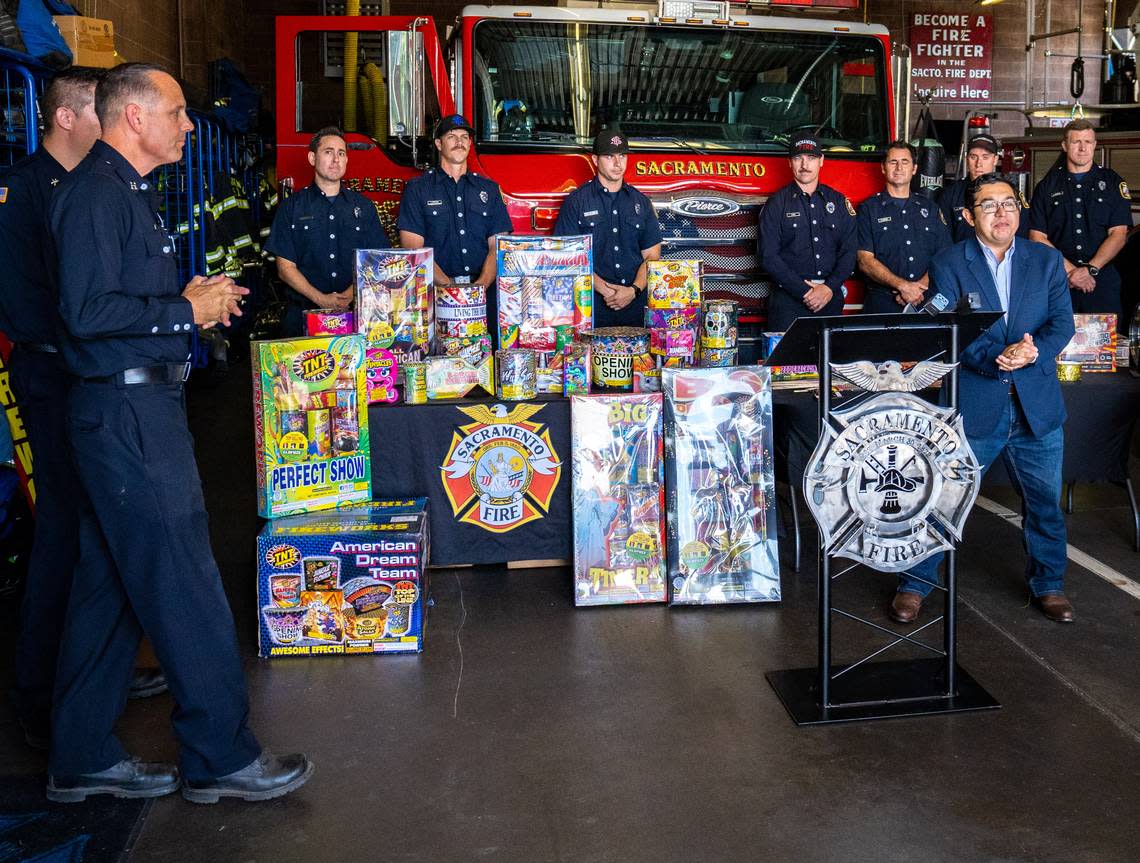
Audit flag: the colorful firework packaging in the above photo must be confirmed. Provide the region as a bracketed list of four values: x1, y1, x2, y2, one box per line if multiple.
[585, 327, 652, 393]
[256, 499, 429, 658]
[424, 354, 495, 400]
[534, 350, 564, 394]
[495, 349, 538, 400]
[647, 259, 701, 309]
[364, 347, 399, 403]
[497, 234, 593, 350]
[646, 306, 699, 361]
[701, 300, 739, 350]
[354, 248, 435, 355]
[570, 393, 666, 606]
[252, 335, 371, 518]
[305, 309, 355, 336]
[436, 282, 492, 364]
[663, 367, 780, 605]
[563, 342, 591, 395]
[402, 362, 428, 404]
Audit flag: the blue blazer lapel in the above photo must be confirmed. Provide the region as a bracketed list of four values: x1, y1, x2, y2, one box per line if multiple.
[964, 241, 1008, 341]
[1006, 242, 1029, 332]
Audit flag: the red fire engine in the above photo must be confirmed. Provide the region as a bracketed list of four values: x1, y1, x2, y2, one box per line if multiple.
[275, 2, 906, 339]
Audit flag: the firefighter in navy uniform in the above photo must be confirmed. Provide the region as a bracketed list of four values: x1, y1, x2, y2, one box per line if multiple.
[46, 64, 311, 805]
[264, 126, 386, 335]
[856, 140, 951, 313]
[0, 69, 169, 751]
[938, 134, 1031, 243]
[1028, 118, 1132, 316]
[759, 135, 857, 331]
[552, 127, 663, 328]
[398, 114, 513, 333]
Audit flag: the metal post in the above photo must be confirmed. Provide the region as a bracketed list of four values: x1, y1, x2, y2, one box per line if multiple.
[818, 326, 833, 709]
[944, 322, 960, 695]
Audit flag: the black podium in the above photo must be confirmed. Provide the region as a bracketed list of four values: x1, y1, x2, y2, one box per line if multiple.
[764, 311, 1003, 725]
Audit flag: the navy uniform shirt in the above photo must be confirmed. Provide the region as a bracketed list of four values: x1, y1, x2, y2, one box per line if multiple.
[50, 140, 196, 379]
[759, 181, 857, 298]
[0, 148, 67, 345]
[1029, 162, 1131, 266]
[939, 178, 1031, 243]
[552, 177, 663, 287]
[856, 191, 951, 293]
[264, 181, 386, 298]
[397, 168, 512, 279]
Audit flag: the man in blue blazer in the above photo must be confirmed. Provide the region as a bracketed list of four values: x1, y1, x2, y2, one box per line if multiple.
[890, 172, 1077, 624]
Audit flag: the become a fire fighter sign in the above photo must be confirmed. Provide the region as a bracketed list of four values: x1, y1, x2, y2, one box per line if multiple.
[909, 13, 993, 102]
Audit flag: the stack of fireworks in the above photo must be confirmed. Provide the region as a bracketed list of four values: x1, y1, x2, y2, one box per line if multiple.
[495, 348, 538, 400]
[305, 309, 355, 337]
[699, 300, 739, 368]
[645, 260, 701, 375]
[354, 248, 435, 403]
[251, 335, 371, 519]
[570, 393, 667, 606]
[662, 366, 780, 605]
[435, 282, 492, 364]
[497, 234, 593, 353]
[583, 327, 654, 393]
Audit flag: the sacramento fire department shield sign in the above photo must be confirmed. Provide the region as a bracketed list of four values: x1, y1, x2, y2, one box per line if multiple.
[441, 402, 561, 533]
[804, 390, 981, 572]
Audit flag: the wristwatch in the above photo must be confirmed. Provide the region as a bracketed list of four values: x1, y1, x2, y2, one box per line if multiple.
[1086, 264, 1100, 277]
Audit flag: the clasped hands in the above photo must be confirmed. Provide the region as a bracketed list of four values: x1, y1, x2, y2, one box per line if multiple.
[184, 274, 251, 328]
[996, 333, 1038, 371]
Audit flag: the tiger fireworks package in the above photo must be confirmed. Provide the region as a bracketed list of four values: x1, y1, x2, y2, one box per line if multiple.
[663, 367, 780, 604]
[570, 393, 666, 606]
[256, 499, 429, 658]
[497, 235, 593, 351]
[252, 335, 371, 518]
[355, 248, 435, 355]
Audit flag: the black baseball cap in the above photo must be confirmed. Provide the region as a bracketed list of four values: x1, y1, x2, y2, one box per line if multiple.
[967, 133, 1000, 154]
[434, 114, 475, 139]
[789, 135, 822, 157]
[594, 127, 629, 156]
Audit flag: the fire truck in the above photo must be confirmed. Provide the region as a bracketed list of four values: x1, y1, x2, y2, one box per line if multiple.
[275, 2, 908, 344]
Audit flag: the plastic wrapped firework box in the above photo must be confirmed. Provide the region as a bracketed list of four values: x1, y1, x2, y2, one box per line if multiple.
[497, 234, 593, 351]
[251, 335, 371, 519]
[256, 499, 429, 658]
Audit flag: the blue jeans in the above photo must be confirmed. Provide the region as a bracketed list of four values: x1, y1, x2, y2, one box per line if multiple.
[897, 393, 1067, 599]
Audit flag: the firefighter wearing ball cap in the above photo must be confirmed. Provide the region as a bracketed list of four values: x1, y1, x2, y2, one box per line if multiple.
[938, 134, 1030, 244]
[398, 114, 512, 330]
[1028, 118, 1132, 317]
[553, 127, 663, 328]
[759, 135, 857, 331]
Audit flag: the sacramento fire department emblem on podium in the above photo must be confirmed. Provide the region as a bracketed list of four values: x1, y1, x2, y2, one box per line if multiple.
[803, 361, 981, 572]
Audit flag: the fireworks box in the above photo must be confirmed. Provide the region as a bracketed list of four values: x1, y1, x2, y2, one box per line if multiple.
[256, 499, 429, 658]
[1059, 314, 1117, 372]
[647, 259, 701, 309]
[252, 335, 371, 519]
[570, 393, 667, 606]
[497, 234, 593, 351]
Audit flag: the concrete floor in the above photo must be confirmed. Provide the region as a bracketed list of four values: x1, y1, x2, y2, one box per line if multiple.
[3, 370, 1140, 862]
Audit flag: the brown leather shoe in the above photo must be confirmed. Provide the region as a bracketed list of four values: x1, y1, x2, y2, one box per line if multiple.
[1035, 593, 1074, 623]
[889, 591, 924, 624]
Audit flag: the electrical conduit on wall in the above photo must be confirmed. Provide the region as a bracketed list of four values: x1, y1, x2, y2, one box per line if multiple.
[343, 0, 361, 132]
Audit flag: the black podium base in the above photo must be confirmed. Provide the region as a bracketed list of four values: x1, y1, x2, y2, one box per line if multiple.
[766, 658, 1000, 725]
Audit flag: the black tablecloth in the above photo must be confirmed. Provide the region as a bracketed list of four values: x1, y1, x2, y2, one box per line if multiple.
[773, 370, 1140, 489]
[370, 396, 571, 566]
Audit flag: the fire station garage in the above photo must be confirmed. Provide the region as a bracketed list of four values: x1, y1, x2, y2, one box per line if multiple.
[2, 0, 1140, 860]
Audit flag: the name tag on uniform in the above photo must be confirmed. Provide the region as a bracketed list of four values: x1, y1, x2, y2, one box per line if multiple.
[785, 211, 801, 218]
[427, 199, 443, 206]
[298, 215, 314, 221]
[583, 209, 600, 217]
[1050, 192, 1063, 198]
[877, 216, 891, 223]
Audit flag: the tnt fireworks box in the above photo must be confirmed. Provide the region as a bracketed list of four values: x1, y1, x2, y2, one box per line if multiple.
[256, 500, 429, 658]
[252, 335, 371, 518]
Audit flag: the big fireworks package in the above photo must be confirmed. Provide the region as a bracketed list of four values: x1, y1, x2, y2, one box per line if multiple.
[256, 499, 429, 658]
[497, 234, 593, 351]
[252, 335, 371, 518]
[663, 367, 780, 604]
[1059, 314, 1117, 372]
[570, 393, 666, 606]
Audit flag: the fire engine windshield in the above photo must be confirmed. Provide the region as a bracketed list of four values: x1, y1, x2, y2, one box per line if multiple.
[471, 21, 888, 153]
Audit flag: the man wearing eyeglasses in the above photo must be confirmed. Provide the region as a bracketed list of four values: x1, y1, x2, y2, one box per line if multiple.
[856, 140, 951, 313]
[889, 172, 1076, 625]
[1028, 118, 1131, 317]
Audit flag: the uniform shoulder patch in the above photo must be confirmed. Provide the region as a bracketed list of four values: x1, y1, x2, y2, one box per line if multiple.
[0, 187, 7, 204]
[1121, 181, 1131, 199]
[844, 197, 855, 216]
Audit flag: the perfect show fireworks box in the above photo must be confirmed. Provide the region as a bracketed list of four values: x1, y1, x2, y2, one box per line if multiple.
[256, 499, 430, 659]
[252, 335, 372, 518]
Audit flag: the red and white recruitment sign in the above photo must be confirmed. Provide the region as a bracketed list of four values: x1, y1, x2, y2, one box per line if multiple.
[908, 13, 993, 102]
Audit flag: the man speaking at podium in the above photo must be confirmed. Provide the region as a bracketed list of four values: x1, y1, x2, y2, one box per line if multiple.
[888, 172, 1077, 625]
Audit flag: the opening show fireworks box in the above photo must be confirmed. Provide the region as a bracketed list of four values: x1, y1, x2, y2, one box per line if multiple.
[252, 335, 371, 519]
[663, 367, 780, 605]
[570, 393, 667, 606]
[497, 234, 593, 351]
[257, 499, 429, 658]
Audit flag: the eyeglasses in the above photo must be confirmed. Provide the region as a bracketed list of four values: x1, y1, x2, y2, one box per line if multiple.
[973, 199, 1019, 214]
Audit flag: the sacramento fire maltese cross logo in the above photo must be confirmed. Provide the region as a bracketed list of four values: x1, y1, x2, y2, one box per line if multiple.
[803, 361, 982, 572]
[441, 403, 562, 533]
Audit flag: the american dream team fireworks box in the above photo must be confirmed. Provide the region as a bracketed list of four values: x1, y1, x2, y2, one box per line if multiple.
[252, 335, 371, 518]
[257, 500, 429, 658]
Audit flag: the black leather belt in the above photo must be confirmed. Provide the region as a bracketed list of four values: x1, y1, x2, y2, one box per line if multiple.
[84, 362, 191, 386]
[15, 342, 59, 354]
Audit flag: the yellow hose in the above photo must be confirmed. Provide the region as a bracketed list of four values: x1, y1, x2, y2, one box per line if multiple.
[364, 61, 388, 146]
[342, 0, 361, 131]
[359, 75, 374, 136]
